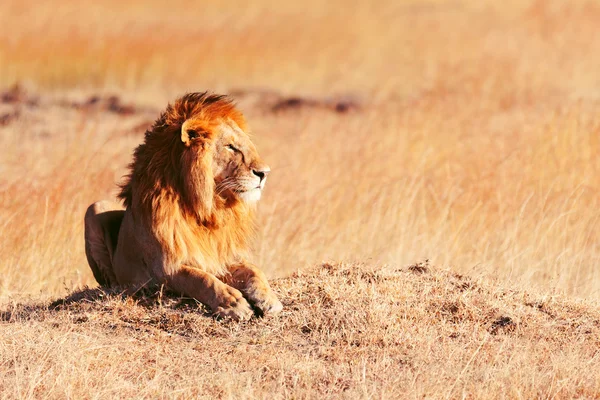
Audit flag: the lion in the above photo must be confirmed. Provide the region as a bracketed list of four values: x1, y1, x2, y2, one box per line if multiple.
[84, 92, 282, 320]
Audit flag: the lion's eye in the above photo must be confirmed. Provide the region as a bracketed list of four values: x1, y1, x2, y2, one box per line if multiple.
[227, 144, 239, 152]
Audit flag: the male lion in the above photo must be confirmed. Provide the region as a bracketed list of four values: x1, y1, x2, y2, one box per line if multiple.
[84, 92, 282, 320]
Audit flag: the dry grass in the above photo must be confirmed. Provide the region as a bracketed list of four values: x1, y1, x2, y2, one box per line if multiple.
[2, 262, 599, 399]
[1, 0, 600, 397]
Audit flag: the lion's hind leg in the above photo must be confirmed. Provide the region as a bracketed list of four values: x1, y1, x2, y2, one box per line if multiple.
[222, 263, 283, 316]
[84, 200, 125, 287]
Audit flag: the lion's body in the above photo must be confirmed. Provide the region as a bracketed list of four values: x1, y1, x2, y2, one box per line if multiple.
[84, 93, 282, 320]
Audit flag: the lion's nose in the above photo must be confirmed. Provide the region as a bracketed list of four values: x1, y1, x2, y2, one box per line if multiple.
[252, 167, 270, 182]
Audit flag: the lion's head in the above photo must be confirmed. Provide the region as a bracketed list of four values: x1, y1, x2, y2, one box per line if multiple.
[180, 101, 270, 207]
[118, 92, 269, 224]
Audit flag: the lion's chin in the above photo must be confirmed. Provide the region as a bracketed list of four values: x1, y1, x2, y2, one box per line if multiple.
[237, 188, 262, 203]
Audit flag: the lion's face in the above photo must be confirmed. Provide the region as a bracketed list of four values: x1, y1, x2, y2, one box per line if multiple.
[181, 117, 269, 205]
[212, 119, 270, 203]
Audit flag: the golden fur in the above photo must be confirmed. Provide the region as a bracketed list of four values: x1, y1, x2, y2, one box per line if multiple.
[85, 92, 282, 320]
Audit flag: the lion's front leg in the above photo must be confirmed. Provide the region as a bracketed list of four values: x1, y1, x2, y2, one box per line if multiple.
[167, 265, 254, 321]
[222, 263, 283, 316]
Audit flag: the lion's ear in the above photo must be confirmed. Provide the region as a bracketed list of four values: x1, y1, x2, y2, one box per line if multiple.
[181, 120, 202, 147]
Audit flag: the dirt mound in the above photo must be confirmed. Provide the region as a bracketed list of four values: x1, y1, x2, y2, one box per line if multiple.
[1, 262, 599, 398]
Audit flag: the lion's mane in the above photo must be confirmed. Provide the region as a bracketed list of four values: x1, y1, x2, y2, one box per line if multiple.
[117, 93, 254, 276]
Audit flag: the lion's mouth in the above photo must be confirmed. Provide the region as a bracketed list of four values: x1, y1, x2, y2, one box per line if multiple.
[234, 186, 261, 193]
[236, 187, 262, 203]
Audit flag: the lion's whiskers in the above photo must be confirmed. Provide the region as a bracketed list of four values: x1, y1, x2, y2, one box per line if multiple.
[216, 178, 243, 196]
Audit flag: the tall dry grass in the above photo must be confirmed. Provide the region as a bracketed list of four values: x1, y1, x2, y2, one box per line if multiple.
[0, 0, 599, 301]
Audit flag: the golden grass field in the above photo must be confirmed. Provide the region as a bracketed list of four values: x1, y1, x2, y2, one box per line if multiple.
[1, 0, 599, 398]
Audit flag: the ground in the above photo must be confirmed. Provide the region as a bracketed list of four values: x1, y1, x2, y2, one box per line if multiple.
[2, 262, 599, 399]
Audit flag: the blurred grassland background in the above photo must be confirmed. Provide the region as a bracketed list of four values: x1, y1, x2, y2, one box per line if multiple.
[0, 0, 599, 299]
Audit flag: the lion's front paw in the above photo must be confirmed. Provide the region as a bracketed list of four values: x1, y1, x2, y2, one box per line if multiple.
[213, 288, 254, 321]
[251, 292, 283, 316]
